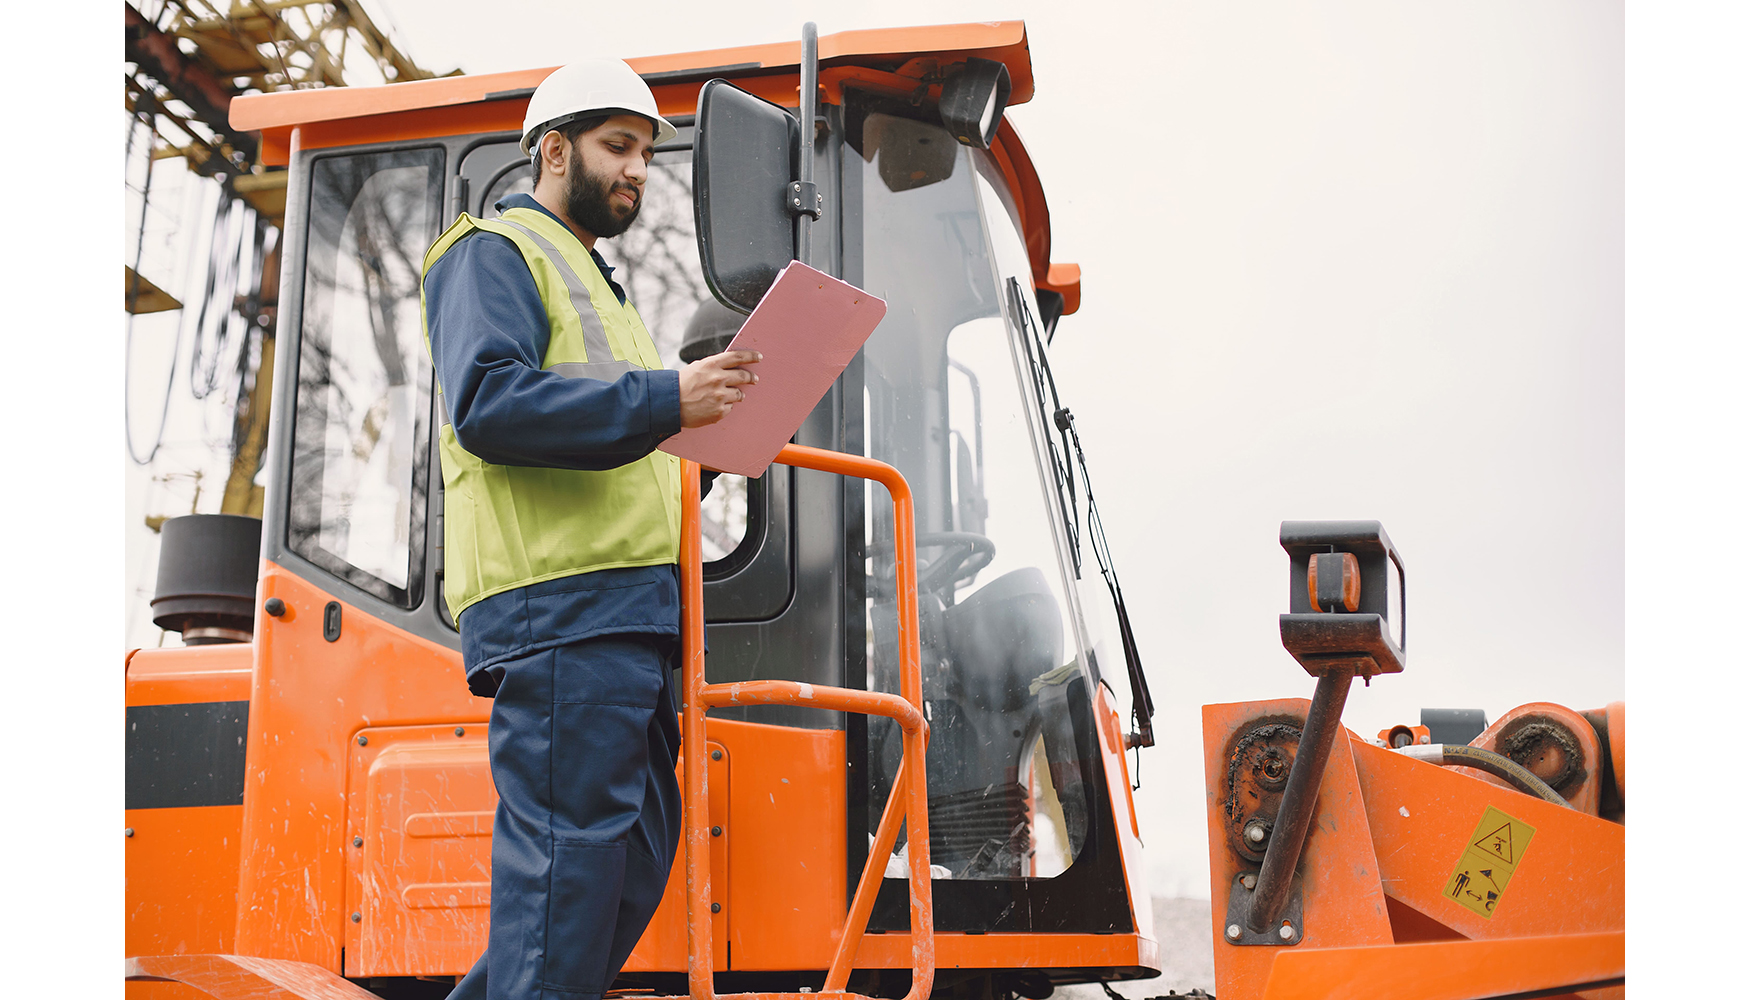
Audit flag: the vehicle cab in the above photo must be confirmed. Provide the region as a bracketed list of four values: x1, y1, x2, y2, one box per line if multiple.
[127, 21, 1157, 999]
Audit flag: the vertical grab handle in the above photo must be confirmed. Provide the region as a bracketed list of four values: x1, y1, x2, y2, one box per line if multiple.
[677, 443, 935, 1000]
[679, 461, 714, 1000]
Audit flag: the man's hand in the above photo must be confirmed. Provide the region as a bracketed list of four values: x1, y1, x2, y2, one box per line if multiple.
[679, 349, 761, 428]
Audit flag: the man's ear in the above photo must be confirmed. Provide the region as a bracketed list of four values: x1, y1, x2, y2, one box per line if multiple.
[539, 131, 569, 182]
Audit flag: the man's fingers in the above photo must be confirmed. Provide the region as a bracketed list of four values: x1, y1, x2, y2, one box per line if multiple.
[714, 349, 762, 368]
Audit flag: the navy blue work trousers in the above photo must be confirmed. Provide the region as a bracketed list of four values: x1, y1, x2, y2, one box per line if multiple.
[450, 633, 683, 1000]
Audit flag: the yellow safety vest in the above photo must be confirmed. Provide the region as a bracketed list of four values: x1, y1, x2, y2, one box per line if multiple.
[420, 205, 682, 620]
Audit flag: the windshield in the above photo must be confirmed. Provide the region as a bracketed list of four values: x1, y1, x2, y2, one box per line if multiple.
[857, 113, 1093, 880]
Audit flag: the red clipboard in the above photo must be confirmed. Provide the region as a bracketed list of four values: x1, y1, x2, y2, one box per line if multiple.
[660, 261, 886, 477]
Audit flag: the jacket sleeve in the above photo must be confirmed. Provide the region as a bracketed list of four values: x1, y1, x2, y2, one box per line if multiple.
[424, 231, 683, 471]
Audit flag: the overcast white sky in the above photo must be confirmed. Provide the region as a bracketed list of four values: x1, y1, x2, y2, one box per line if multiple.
[77, 2, 1742, 990]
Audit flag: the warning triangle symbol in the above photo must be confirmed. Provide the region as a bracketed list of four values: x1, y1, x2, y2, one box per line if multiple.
[1474, 823, 1515, 864]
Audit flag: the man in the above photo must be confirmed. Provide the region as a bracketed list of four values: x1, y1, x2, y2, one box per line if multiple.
[420, 59, 758, 1000]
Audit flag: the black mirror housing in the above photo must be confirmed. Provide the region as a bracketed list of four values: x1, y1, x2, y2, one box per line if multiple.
[1277, 520, 1407, 679]
[939, 57, 1012, 149]
[693, 78, 800, 314]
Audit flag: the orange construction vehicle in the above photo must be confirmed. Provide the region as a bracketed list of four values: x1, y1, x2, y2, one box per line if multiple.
[124, 20, 1623, 1000]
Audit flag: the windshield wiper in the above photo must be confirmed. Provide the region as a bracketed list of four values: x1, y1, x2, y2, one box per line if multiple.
[1008, 279, 1156, 770]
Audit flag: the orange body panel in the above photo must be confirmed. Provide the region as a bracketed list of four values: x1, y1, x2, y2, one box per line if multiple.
[126, 805, 245, 955]
[338, 720, 743, 978]
[1259, 932, 1624, 1000]
[1202, 700, 1395, 1000]
[234, 562, 482, 967]
[343, 726, 494, 976]
[126, 643, 253, 706]
[626, 737, 734, 972]
[228, 22, 1032, 135]
[126, 644, 255, 1000]
[1350, 738, 1624, 941]
[1203, 701, 1625, 999]
[721, 724, 847, 969]
[125, 805, 246, 1000]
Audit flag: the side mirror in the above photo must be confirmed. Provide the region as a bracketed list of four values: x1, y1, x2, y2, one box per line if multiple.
[1277, 520, 1407, 678]
[939, 57, 1011, 150]
[693, 79, 800, 314]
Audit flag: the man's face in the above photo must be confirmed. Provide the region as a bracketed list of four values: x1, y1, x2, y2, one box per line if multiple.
[562, 114, 657, 240]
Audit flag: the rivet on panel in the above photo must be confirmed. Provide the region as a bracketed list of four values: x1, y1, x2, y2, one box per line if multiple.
[354, 836, 364, 848]
[455, 727, 466, 737]
[711, 749, 722, 761]
[357, 735, 369, 746]
[351, 912, 362, 923]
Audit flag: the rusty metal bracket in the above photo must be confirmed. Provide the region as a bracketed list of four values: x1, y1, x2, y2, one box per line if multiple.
[1222, 872, 1303, 947]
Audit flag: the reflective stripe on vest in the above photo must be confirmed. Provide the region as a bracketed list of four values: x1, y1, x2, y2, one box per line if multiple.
[420, 206, 682, 620]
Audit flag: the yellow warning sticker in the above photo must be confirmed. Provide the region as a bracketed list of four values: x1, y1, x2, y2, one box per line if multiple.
[1443, 805, 1537, 919]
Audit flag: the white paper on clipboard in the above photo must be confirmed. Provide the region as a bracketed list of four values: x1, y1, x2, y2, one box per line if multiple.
[659, 261, 886, 477]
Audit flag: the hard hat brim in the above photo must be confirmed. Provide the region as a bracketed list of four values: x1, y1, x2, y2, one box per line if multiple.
[520, 110, 678, 156]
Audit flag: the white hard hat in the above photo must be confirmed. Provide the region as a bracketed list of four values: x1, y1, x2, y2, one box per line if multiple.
[520, 59, 677, 156]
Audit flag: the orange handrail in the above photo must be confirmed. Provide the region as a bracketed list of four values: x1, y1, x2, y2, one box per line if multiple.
[677, 443, 935, 1000]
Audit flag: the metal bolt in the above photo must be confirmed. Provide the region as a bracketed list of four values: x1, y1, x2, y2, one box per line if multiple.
[1278, 923, 1296, 942]
[354, 836, 364, 848]
[455, 727, 466, 737]
[1225, 923, 1242, 941]
[711, 902, 721, 913]
[357, 735, 368, 746]
[800, 989, 813, 994]
[711, 749, 722, 761]
[263, 597, 286, 618]
[711, 826, 722, 837]
[125, 828, 134, 838]
[1244, 822, 1268, 844]
[1240, 874, 1256, 891]
[351, 912, 362, 923]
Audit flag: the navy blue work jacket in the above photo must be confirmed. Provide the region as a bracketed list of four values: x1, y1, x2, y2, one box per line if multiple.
[425, 193, 709, 696]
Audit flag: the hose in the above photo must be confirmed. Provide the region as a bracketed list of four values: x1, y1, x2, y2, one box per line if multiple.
[1396, 743, 1572, 809]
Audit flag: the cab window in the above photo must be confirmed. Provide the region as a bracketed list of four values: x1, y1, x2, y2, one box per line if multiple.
[288, 147, 442, 607]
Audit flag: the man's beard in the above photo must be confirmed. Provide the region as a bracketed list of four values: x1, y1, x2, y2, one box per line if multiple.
[565, 158, 641, 239]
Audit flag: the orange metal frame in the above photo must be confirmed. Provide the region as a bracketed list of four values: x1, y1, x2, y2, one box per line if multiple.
[1203, 700, 1625, 1000]
[225, 20, 1079, 314]
[671, 443, 935, 1000]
